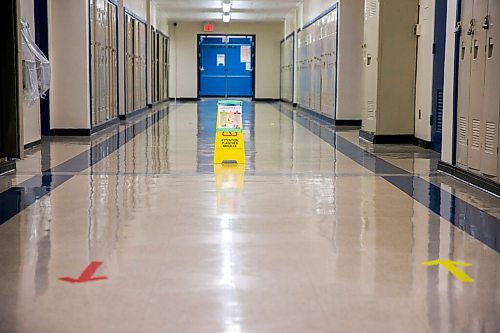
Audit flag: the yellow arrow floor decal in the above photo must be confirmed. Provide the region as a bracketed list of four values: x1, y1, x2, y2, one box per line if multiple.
[422, 260, 474, 283]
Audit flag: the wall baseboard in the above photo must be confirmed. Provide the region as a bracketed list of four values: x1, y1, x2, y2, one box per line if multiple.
[437, 161, 500, 197]
[52, 118, 120, 136]
[119, 107, 150, 120]
[169, 97, 198, 102]
[412, 137, 432, 149]
[296, 105, 361, 127]
[255, 98, 280, 102]
[0, 160, 16, 175]
[359, 130, 414, 144]
[24, 139, 42, 151]
[152, 99, 170, 106]
[335, 119, 362, 127]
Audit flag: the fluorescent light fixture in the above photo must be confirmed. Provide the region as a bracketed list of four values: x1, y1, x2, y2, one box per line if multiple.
[222, 1, 231, 13]
[223, 13, 230, 23]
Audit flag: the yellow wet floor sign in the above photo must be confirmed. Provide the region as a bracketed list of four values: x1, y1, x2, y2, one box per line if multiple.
[422, 259, 474, 283]
[214, 100, 246, 164]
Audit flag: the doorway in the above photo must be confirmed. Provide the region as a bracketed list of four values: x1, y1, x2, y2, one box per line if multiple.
[198, 35, 255, 98]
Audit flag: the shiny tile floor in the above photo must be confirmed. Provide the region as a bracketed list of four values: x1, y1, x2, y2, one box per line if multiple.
[0, 101, 499, 333]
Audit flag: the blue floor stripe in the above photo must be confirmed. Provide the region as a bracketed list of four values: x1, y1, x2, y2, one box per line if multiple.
[273, 103, 500, 253]
[0, 107, 171, 226]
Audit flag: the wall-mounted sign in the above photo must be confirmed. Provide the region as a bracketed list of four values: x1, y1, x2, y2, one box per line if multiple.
[203, 23, 214, 32]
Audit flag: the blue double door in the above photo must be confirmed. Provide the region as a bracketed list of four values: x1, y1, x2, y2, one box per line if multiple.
[199, 35, 254, 98]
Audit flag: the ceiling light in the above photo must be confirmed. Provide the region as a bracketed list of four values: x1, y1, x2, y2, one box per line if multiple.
[223, 13, 230, 23]
[222, 1, 231, 13]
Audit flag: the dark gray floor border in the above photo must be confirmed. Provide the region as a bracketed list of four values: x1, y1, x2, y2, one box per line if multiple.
[271, 102, 500, 253]
[0, 105, 172, 225]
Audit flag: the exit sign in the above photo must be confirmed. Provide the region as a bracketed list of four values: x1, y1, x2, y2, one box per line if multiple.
[203, 23, 214, 32]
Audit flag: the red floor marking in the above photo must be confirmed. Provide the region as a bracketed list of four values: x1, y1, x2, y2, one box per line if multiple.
[59, 261, 108, 283]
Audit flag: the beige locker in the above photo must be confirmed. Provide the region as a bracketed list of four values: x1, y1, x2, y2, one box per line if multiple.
[90, 0, 117, 127]
[414, 0, 436, 142]
[151, 32, 156, 103]
[482, 0, 499, 177]
[456, 0, 474, 167]
[362, 0, 380, 133]
[133, 20, 140, 110]
[126, 15, 134, 113]
[361, 0, 418, 137]
[467, 0, 489, 171]
[164, 38, 169, 100]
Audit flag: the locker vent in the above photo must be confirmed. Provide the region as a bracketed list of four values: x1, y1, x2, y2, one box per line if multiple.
[367, 100, 376, 120]
[436, 90, 443, 132]
[484, 122, 496, 154]
[365, 0, 377, 19]
[458, 117, 467, 145]
[471, 119, 481, 150]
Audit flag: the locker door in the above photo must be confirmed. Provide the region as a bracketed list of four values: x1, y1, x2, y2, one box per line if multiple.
[481, 0, 499, 177]
[331, 11, 338, 118]
[140, 24, 147, 107]
[126, 15, 134, 113]
[280, 41, 285, 100]
[456, 0, 474, 167]
[430, 0, 448, 152]
[133, 20, 140, 110]
[289, 39, 292, 101]
[112, 6, 118, 118]
[414, 0, 435, 142]
[362, 0, 380, 133]
[90, 0, 97, 125]
[468, 0, 488, 171]
[313, 24, 321, 111]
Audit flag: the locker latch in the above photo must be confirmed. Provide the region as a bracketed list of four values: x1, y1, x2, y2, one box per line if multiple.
[455, 21, 462, 34]
[467, 19, 474, 36]
[482, 16, 490, 30]
[430, 115, 434, 126]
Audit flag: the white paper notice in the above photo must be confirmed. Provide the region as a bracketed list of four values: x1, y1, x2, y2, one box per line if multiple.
[245, 62, 252, 71]
[217, 54, 225, 66]
[240, 45, 251, 62]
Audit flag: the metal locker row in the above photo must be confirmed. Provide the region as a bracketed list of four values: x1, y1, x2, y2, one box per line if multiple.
[296, 8, 338, 118]
[456, 0, 499, 183]
[280, 35, 293, 103]
[125, 13, 147, 114]
[151, 30, 169, 104]
[90, 0, 118, 127]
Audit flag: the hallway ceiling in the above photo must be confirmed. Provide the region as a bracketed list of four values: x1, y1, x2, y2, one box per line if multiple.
[154, 0, 299, 22]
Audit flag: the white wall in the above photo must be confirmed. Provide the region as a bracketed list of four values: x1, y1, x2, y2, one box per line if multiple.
[441, 0, 458, 164]
[169, 21, 283, 99]
[124, 0, 147, 20]
[20, 0, 42, 146]
[285, 0, 364, 120]
[49, 0, 91, 129]
[151, 2, 168, 35]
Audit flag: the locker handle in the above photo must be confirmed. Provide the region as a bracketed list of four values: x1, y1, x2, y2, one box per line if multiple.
[467, 19, 474, 36]
[482, 16, 490, 30]
[366, 54, 372, 66]
[488, 37, 494, 58]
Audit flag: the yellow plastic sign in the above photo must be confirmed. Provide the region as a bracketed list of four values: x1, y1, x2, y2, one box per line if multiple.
[214, 100, 246, 164]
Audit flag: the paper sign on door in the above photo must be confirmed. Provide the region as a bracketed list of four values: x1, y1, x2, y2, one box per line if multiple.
[217, 54, 225, 66]
[240, 46, 251, 63]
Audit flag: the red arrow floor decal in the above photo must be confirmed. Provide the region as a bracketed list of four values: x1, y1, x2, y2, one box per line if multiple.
[59, 261, 108, 283]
